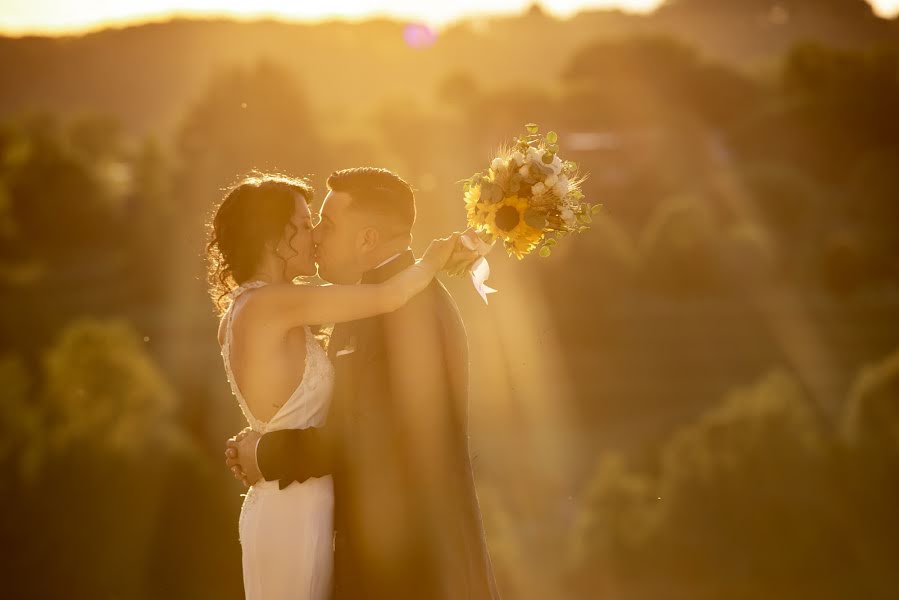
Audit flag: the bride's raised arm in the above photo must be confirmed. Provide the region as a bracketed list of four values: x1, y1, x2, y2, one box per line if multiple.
[248, 233, 461, 329]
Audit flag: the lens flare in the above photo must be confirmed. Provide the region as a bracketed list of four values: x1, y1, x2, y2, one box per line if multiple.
[403, 22, 437, 49]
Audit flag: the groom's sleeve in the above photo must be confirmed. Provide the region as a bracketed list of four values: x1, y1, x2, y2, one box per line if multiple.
[256, 428, 333, 490]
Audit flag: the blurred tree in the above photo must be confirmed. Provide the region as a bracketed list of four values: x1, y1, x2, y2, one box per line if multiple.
[0, 113, 181, 362]
[68, 115, 124, 163]
[0, 355, 40, 482]
[843, 150, 899, 283]
[844, 346, 899, 457]
[1, 318, 241, 599]
[839, 348, 899, 595]
[783, 43, 899, 175]
[638, 194, 725, 294]
[648, 371, 843, 600]
[466, 87, 556, 153]
[660, 0, 876, 16]
[776, 43, 899, 289]
[176, 60, 325, 197]
[563, 36, 760, 129]
[436, 70, 480, 110]
[569, 453, 656, 598]
[124, 137, 175, 305]
[3, 116, 116, 263]
[573, 366, 899, 599]
[844, 150, 899, 227]
[573, 371, 844, 599]
[42, 318, 175, 450]
[719, 221, 778, 284]
[729, 162, 821, 241]
[373, 95, 435, 182]
[817, 228, 871, 297]
[0, 178, 20, 263]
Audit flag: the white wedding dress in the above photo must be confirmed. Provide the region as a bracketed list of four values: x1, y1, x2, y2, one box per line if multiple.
[221, 280, 336, 599]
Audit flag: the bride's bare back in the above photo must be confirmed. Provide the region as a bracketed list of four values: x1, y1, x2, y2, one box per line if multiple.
[219, 287, 310, 423]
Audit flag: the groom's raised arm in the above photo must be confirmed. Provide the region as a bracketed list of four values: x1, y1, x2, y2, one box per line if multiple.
[256, 427, 334, 489]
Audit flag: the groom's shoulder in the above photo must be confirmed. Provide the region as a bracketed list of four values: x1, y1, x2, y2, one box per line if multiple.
[388, 278, 457, 323]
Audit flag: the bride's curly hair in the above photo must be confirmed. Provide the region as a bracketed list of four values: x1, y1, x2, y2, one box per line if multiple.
[206, 171, 314, 316]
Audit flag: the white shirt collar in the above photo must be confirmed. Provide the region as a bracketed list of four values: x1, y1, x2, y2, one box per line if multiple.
[374, 251, 405, 270]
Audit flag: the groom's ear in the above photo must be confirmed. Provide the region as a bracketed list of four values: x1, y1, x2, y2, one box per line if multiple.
[359, 226, 380, 252]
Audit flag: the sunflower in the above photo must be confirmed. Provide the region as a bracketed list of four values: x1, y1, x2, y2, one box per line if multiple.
[464, 183, 497, 230]
[484, 195, 544, 259]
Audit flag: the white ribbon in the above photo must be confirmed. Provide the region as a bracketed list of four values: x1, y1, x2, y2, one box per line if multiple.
[460, 231, 497, 304]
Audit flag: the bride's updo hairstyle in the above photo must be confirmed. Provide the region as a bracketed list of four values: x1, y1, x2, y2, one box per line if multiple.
[206, 172, 314, 315]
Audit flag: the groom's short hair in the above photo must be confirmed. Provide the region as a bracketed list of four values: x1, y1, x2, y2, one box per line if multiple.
[327, 167, 416, 231]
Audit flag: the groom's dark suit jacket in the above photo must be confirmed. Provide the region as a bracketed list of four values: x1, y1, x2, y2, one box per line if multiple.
[256, 250, 500, 600]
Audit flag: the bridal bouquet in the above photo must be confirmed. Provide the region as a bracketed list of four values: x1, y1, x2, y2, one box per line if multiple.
[455, 123, 599, 301]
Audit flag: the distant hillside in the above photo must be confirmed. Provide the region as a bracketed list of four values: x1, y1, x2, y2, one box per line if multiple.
[0, 2, 895, 137]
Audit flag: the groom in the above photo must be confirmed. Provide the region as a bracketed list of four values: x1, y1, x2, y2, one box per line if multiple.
[225, 167, 500, 599]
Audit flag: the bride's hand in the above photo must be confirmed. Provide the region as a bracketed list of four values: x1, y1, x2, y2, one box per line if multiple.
[422, 232, 463, 271]
[444, 229, 483, 276]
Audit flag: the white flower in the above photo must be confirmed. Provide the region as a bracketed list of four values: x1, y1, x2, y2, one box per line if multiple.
[519, 164, 530, 177]
[551, 155, 563, 175]
[511, 151, 525, 166]
[526, 146, 544, 163]
[544, 174, 558, 188]
[491, 157, 505, 171]
[561, 207, 576, 228]
[554, 176, 569, 197]
[532, 182, 546, 195]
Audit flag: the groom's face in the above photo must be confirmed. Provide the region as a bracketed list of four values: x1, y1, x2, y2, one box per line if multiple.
[313, 190, 366, 284]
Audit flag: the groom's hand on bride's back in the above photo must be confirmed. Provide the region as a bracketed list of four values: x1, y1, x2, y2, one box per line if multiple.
[225, 427, 262, 487]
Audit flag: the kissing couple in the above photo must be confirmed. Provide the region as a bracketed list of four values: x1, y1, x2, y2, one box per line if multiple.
[211, 167, 501, 599]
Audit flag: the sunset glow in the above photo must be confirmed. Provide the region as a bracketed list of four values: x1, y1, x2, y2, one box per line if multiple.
[2, 0, 897, 36]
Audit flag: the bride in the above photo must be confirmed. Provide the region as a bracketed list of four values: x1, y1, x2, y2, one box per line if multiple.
[206, 172, 460, 599]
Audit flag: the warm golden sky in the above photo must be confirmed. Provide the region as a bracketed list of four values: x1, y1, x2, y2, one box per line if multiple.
[1, 0, 897, 35]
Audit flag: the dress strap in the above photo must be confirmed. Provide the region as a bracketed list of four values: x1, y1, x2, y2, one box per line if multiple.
[228, 279, 269, 302]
